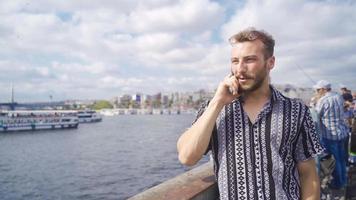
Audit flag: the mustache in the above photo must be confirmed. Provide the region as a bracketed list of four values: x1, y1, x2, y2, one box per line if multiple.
[230, 72, 254, 79]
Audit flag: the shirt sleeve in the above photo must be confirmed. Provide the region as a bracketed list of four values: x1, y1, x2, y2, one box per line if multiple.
[192, 100, 209, 125]
[294, 105, 325, 162]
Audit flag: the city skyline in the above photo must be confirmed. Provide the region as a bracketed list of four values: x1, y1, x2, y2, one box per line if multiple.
[5, 83, 311, 104]
[1, 84, 315, 112]
[1, 0, 355, 102]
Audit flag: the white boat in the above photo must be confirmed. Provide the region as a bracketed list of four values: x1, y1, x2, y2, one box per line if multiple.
[99, 109, 116, 116]
[0, 110, 79, 132]
[77, 110, 102, 123]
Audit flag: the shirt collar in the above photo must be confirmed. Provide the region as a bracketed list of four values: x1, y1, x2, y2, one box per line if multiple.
[270, 85, 287, 103]
[236, 85, 285, 124]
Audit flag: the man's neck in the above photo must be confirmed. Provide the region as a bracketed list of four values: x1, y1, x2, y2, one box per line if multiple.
[241, 83, 272, 123]
[243, 83, 271, 105]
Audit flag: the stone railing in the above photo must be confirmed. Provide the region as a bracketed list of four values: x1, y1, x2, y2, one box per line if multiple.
[129, 162, 218, 200]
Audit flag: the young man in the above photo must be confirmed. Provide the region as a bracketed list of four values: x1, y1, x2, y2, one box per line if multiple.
[177, 28, 323, 200]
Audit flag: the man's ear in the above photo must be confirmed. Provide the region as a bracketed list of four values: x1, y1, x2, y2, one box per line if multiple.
[267, 56, 275, 70]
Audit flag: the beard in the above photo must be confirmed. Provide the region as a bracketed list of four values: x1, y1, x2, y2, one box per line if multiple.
[238, 63, 268, 93]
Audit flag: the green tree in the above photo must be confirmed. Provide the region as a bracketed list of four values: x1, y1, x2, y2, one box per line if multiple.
[90, 100, 113, 110]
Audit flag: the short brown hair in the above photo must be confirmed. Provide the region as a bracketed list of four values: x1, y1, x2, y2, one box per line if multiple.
[229, 27, 275, 58]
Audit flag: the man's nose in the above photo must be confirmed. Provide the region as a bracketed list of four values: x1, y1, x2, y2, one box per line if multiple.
[232, 62, 247, 75]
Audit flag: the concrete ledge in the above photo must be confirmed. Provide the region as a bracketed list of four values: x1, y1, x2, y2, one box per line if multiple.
[128, 162, 218, 200]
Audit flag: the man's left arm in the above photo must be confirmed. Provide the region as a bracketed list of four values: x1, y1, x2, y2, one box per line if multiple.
[297, 159, 320, 200]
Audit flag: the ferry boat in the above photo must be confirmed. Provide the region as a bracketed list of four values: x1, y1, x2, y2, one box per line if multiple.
[77, 110, 102, 123]
[0, 110, 79, 132]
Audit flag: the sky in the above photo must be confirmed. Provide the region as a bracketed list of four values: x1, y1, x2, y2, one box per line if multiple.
[0, 0, 355, 102]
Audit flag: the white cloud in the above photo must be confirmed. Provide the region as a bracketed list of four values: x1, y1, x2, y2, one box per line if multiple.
[221, 0, 356, 89]
[0, 0, 355, 102]
[135, 33, 180, 53]
[126, 0, 224, 33]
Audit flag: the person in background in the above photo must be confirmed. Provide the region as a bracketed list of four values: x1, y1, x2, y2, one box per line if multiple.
[351, 94, 356, 158]
[177, 27, 323, 200]
[345, 102, 354, 127]
[353, 91, 356, 120]
[340, 85, 353, 168]
[349, 91, 356, 162]
[340, 85, 353, 127]
[340, 84, 353, 103]
[314, 80, 349, 190]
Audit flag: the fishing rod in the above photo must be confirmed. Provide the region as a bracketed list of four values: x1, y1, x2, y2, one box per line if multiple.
[295, 64, 316, 85]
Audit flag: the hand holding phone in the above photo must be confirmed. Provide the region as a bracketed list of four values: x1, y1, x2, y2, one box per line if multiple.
[227, 73, 241, 96]
[212, 73, 241, 106]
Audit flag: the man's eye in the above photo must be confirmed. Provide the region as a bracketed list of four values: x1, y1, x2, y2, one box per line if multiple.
[231, 60, 239, 64]
[246, 58, 255, 62]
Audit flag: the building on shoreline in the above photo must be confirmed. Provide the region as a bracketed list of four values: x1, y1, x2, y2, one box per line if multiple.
[1, 84, 315, 112]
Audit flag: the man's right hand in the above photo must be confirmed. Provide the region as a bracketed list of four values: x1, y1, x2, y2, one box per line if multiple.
[213, 74, 241, 106]
[177, 74, 241, 166]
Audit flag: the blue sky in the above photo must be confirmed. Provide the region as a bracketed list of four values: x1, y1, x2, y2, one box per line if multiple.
[0, 0, 355, 102]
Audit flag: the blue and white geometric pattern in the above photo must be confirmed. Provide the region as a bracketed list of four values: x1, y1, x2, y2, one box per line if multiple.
[194, 86, 324, 200]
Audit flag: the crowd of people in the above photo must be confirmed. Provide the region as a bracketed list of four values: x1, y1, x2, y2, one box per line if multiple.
[310, 80, 356, 199]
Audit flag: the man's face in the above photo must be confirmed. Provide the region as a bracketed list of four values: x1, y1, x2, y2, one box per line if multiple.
[230, 40, 274, 93]
[316, 88, 327, 96]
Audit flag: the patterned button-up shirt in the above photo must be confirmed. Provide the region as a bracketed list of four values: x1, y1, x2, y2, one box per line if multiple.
[194, 86, 324, 200]
[315, 91, 349, 140]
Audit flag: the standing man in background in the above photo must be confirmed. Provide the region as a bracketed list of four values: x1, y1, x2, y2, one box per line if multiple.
[314, 80, 349, 190]
[177, 28, 323, 200]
